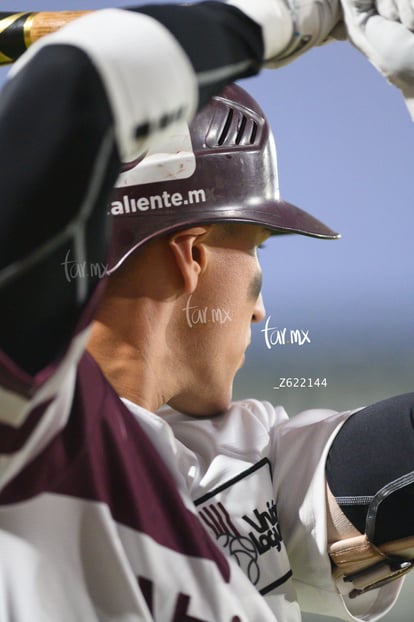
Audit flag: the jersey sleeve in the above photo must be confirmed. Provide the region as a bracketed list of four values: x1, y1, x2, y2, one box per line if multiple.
[0, 4, 263, 382]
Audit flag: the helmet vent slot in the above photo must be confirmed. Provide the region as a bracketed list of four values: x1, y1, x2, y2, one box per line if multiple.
[249, 121, 257, 145]
[235, 115, 247, 144]
[218, 109, 259, 146]
[205, 99, 263, 149]
[218, 108, 233, 146]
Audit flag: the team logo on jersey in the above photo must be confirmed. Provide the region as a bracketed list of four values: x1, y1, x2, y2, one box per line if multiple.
[199, 501, 261, 585]
[242, 499, 282, 555]
[198, 498, 282, 587]
[195, 459, 292, 595]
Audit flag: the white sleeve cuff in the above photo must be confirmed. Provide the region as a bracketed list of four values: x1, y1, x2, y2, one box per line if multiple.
[11, 9, 198, 160]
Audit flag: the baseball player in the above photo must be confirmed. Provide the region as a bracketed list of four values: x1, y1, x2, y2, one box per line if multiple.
[0, 0, 413, 621]
[87, 82, 414, 622]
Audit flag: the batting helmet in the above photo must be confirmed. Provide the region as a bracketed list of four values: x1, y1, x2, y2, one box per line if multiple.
[107, 83, 339, 274]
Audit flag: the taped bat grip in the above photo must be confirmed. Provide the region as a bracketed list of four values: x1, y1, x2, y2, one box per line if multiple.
[0, 12, 33, 64]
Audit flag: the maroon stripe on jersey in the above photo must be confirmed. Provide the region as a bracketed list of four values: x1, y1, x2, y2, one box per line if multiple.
[0, 398, 51, 454]
[0, 349, 35, 399]
[0, 352, 230, 579]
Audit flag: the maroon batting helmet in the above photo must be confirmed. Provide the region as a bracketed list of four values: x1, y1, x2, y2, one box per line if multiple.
[107, 84, 339, 274]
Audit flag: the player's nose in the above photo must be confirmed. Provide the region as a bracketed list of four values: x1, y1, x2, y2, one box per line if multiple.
[252, 293, 265, 323]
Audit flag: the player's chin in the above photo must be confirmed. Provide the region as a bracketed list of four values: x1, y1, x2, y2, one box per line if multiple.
[194, 393, 233, 418]
[189, 386, 234, 418]
[169, 385, 233, 418]
[211, 380, 236, 414]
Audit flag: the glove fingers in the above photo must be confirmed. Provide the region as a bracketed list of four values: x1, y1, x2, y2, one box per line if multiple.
[395, 0, 414, 30]
[341, 0, 414, 120]
[376, 0, 399, 21]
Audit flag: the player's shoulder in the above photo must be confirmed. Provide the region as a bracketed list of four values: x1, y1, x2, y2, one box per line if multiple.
[162, 398, 290, 457]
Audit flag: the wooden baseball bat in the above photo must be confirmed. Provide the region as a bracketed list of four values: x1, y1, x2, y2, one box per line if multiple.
[0, 11, 91, 65]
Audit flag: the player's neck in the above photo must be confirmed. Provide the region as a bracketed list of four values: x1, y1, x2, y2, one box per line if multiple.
[87, 309, 183, 413]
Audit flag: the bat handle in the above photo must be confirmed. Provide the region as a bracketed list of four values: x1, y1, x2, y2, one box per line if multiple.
[0, 11, 91, 65]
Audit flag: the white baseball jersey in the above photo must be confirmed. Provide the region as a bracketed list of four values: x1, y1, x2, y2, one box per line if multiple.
[123, 398, 404, 622]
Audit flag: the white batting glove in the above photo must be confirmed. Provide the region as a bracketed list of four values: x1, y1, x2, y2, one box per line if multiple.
[225, 0, 342, 67]
[376, 0, 414, 30]
[340, 0, 414, 119]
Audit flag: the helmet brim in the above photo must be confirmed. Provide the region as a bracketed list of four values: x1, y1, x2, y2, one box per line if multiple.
[107, 197, 339, 274]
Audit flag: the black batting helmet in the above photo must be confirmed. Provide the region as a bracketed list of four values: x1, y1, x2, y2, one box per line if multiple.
[107, 84, 339, 274]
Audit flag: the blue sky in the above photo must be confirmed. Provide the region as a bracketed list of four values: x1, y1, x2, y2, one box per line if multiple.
[1, 1, 413, 401]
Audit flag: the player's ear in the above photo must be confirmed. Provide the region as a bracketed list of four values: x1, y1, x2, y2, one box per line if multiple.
[168, 226, 209, 293]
